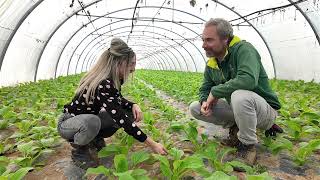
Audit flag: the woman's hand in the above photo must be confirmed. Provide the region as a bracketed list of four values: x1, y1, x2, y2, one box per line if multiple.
[145, 137, 168, 155]
[132, 104, 143, 122]
[150, 142, 168, 155]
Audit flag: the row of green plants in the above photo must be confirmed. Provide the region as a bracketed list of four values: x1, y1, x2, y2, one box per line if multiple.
[0, 74, 269, 179]
[135, 70, 201, 104]
[2, 69, 318, 179]
[85, 79, 273, 179]
[0, 75, 81, 179]
[135, 69, 320, 166]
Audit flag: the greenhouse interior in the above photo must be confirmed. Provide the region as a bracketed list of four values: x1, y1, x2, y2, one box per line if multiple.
[0, 0, 320, 179]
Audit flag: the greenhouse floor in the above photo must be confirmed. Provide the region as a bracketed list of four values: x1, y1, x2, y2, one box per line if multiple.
[24, 83, 320, 180]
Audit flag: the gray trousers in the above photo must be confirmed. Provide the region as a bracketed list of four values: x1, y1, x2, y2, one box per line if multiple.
[189, 90, 277, 145]
[57, 112, 125, 146]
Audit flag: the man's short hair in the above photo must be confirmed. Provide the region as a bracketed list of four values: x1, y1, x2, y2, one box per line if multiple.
[205, 18, 233, 40]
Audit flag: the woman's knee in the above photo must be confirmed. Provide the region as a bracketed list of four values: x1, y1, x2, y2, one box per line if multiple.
[74, 115, 102, 145]
[81, 114, 101, 132]
[57, 113, 76, 139]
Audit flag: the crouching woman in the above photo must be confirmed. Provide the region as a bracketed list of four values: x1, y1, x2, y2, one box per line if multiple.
[57, 38, 167, 169]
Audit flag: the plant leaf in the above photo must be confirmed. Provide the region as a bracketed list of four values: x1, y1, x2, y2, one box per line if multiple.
[114, 154, 128, 173]
[7, 167, 33, 180]
[85, 165, 110, 176]
[113, 171, 135, 180]
[0, 165, 6, 176]
[169, 148, 184, 161]
[184, 123, 198, 142]
[227, 161, 254, 174]
[98, 144, 126, 158]
[153, 154, 172, 178]
[205, 171, 237, 180]
[169, 122, 185, 132]
[131, 168, 149, 178]
[131, 151, 150, 167]
[247, 172, 273, 180]
[0, 157, 9, 167]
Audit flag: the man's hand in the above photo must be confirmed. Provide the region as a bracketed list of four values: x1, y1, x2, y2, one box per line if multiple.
[200, 101, 212, 116]
[132, 104, 143, 122]
[265, 124, 284, 137]
[206, 92, 218, 110]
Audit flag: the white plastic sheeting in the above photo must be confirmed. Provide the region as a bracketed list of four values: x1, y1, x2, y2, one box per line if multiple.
[0, 0, 319, 86]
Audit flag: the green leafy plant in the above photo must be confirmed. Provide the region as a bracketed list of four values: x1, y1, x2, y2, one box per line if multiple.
[247, 172, 274, 180]
[86, 152, 150, 180]
[0, 119, 9, 130]
[1, 68, 320, 179]
[197, 142, 235, 174]
[0, 167, 33, 180]
[168, 121, 200, 150]
[205, 171, 237, 180]
[98, 144, 129, 158]
[293, 139, 320, 165]
[300, 112, 320, 126]
[154, 147, 205, 179]
[261, 136, 293, 155]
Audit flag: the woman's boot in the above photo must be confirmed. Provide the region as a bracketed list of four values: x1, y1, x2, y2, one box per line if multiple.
[89, 137, 113, 168]
[90, 137, 106, 152]
[70, 142, 98, 170]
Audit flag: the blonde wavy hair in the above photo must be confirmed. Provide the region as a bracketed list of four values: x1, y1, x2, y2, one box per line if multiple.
[75, 38, 135, 103]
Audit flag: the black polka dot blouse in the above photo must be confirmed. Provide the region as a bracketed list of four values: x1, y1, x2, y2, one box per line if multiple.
[63, 79, 147, 142]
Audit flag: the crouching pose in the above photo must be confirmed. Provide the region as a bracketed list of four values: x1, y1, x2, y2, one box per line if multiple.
[189, 18, 283, 165]
[57, 38, 167, 169]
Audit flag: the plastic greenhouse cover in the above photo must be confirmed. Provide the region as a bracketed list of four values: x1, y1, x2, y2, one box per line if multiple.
[0, 0, 319, 87]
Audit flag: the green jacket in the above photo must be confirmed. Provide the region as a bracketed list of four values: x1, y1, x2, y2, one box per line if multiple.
[199, 36, 281, 110]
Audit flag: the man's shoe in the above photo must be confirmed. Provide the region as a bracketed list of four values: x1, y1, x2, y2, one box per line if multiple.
[235, 142, 257, 166]
[70, 142, 98, 170]
[221, 125, 240, 147]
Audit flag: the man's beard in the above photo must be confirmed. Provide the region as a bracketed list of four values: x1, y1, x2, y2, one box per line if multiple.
[205, 50, 220, 58]
[205, 51, 214, 57]
[205, 47, 226, 58]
